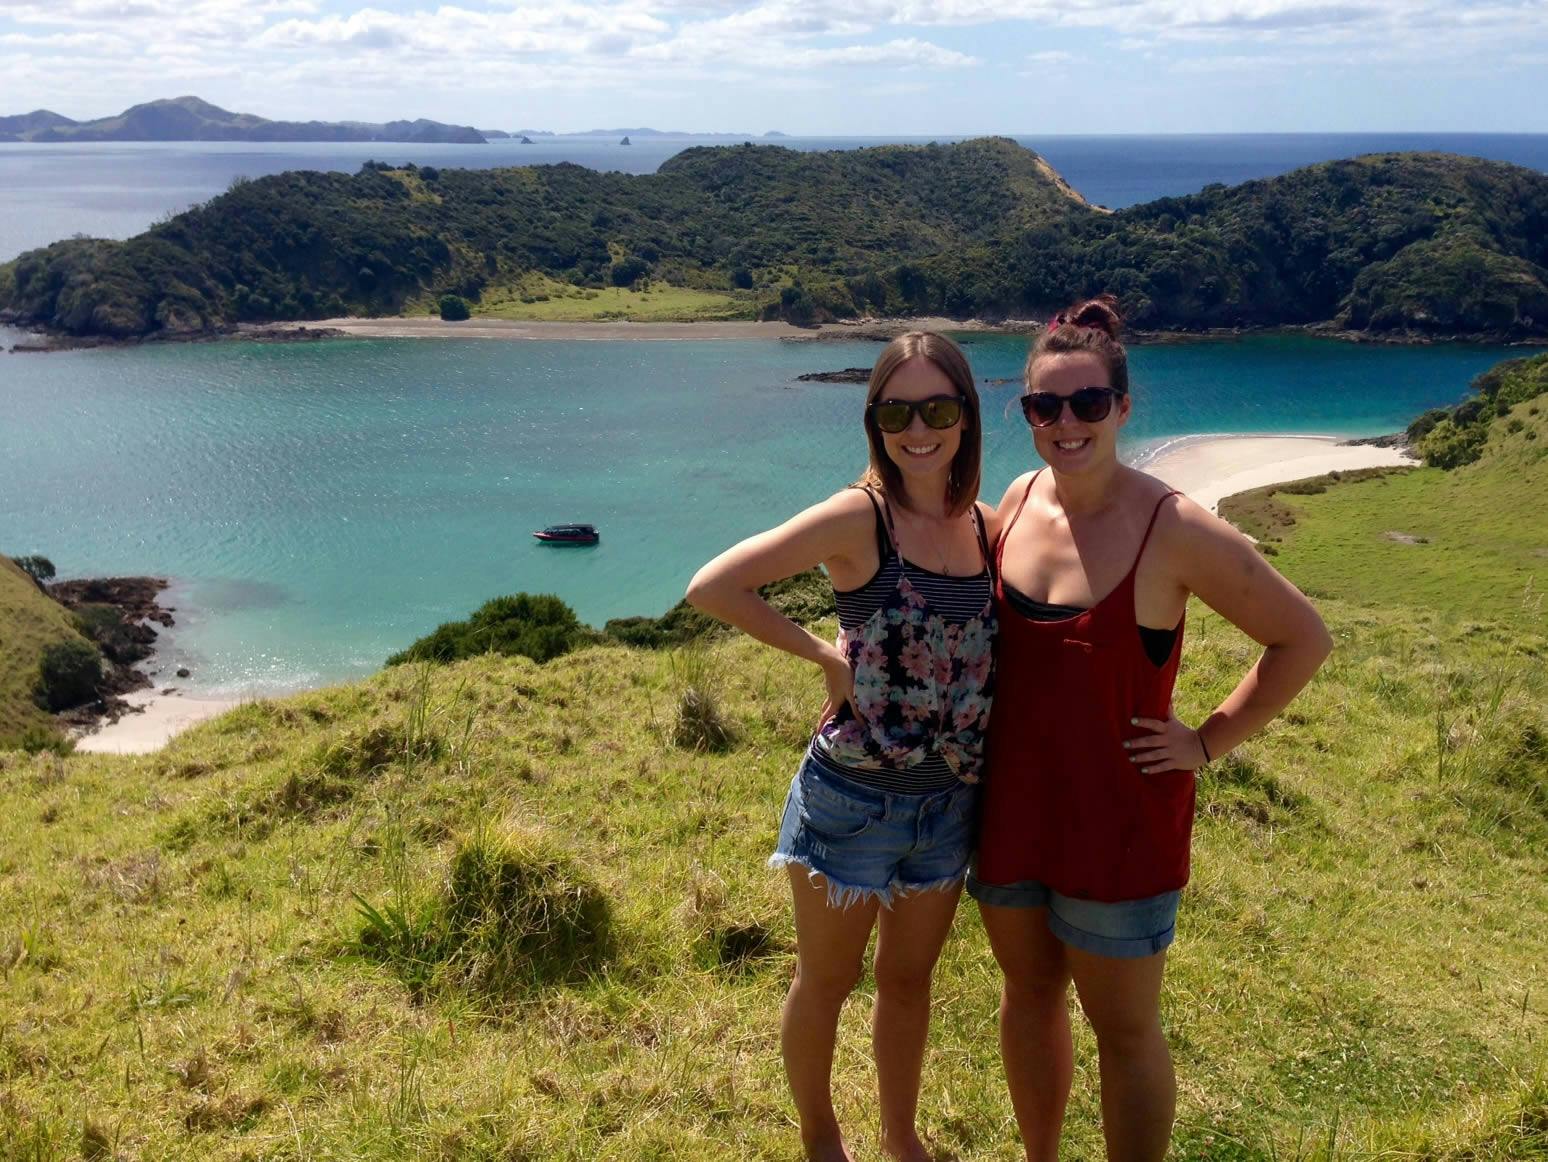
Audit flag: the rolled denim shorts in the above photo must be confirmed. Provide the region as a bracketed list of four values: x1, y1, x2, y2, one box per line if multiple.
[967, 873, 1181, 960]
[770, 751, 978, 909]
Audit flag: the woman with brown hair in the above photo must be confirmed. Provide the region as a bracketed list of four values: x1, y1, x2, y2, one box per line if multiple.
[687, 331, 996, 1162]
[970, 297, 1332, 1161]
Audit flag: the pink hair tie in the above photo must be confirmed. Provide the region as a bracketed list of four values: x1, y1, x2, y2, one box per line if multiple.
[1046, 313, 1066, 332]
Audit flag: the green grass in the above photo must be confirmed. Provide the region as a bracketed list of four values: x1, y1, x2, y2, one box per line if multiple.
[454, 274, 751, 323]
[1, 595, 1544, 1159]
[0, 555, 90, 746]
[4, 379, 1546, 1158]
[1219, 399, 1548, 634]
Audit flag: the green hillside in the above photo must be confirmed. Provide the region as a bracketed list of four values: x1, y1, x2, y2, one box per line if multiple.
[0, 554, 90, 748]
[3, 143, 1545, 340]
[1220, 356, 1548, 631]
[1, 615, 1544, 1156]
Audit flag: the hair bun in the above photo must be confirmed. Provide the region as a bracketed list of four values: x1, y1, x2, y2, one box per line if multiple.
[1065, 294, 1123, 339]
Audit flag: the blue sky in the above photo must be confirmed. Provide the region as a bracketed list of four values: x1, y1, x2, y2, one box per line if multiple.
[1, 0, 1545, 133]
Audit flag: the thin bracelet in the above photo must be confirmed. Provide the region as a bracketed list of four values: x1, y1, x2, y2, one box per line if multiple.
[1197, 730, 1212, 764]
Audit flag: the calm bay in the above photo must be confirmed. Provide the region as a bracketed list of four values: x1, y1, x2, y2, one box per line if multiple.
[0, 333, 1521, 695]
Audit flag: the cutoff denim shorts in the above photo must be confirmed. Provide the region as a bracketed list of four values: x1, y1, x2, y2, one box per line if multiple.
[967, 872, 1181, 960]
[770, 750, 978, 909]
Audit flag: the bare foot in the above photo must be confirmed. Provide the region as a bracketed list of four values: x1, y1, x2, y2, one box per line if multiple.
[880, 1128, 933, 1162]
[802, 1132, 856, 1162]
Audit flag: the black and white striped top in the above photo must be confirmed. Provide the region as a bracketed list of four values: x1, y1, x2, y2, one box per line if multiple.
[811, 493, 993, 795]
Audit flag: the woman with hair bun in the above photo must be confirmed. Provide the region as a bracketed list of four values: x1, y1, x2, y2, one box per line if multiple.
[688, 331, 996, 1162]
[970, 296, 1333, 1161]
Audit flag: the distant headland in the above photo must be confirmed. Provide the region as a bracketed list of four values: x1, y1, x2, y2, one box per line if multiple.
[2, 137, 1545, 344]
[0, 95, 786, 145]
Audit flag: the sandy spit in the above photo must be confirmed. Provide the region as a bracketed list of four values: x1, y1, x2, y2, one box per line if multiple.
[263, 316, 1025, 342]
[1143, 434, 1416, 513]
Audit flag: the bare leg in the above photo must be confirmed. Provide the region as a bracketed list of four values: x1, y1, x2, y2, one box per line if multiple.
[871, 881, 963, 1161]
[784, 866, 882, 1162]
[978, 904, 1074, 1162]
[1068, 946, 1173, 1162]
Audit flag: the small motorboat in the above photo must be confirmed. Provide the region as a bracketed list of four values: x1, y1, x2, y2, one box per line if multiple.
[533, 523, 599, 545]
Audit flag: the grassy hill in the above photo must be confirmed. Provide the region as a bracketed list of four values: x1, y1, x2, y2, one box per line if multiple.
[0, 609, 1541, 1157]
[4, 361, 1546, 1157]
[0, 555, 90, 749]
[3, 144, 1545, 340]
[1220, 360, 1548, 632]
[1, 612, 1544, 1156]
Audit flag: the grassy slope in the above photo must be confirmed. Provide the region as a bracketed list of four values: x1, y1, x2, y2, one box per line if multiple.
[1220, 400, 1548, 630]
[426, 274, 749, 323]
[0, 554, 88, 744]
[1, 594, 1545, 1158]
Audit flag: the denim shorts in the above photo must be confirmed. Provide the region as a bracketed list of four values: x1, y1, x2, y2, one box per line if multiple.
[967, 873, 1181, 960]
[770, 752, 978, 909]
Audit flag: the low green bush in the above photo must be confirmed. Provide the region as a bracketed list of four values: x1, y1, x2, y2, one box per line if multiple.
[438, 294, 470, 321]
[386, 593, 583, 666]
[33, 639, 101, 711]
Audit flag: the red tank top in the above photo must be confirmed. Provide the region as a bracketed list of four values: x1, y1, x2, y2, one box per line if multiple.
[975, 474, 1194, 902]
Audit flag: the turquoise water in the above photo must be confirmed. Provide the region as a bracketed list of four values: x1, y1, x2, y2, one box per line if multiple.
[0, 334, 1520, 694]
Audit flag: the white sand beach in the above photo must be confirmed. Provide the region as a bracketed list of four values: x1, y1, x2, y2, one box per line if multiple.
[1143, 434, 1415, 513]
[74, 689, 242, 755]
[270, 315, 1008, 342]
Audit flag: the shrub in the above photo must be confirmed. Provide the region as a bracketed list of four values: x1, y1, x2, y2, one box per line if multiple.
[1416, 417, 1489, 469]
[438, 294, 471, 321]
[386, 593, 582, 666]
[34, 639, 101, 711]
[11, 554, 55, 588]
[609, 255, 650, 287]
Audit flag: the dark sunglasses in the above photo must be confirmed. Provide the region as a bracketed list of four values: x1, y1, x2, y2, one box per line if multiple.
[1019, 386, 1120, 428]
[868, 395, 965, 434]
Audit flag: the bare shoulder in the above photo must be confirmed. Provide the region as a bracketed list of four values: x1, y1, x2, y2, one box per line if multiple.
[801, 486, 881, 547]
[1146, 486, 1270, 587]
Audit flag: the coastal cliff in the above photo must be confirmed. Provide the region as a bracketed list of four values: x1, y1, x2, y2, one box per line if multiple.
[1, 140, 1545, 341]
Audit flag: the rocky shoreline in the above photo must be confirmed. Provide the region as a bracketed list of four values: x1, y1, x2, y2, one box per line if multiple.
[46, 576, 183, 729]
[1, 317, 346, 352]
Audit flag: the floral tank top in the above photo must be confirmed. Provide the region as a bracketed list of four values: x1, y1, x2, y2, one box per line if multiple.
[814, 490, 997, 784]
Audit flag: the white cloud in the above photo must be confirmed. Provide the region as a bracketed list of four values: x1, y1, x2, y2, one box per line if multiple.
[1, 0, 1545, 125]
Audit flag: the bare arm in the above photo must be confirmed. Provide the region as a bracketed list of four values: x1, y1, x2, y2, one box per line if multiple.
[685, 491, 874, 716]
[1128, 500, 1334, 773]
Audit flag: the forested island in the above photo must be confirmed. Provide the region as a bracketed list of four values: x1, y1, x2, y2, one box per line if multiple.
[2, 137, 1545, 341]
[0, 95, 487, 145]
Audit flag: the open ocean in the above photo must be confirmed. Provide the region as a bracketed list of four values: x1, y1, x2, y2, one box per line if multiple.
[0, 332, 1523, 695]
[2, 132, 1547, 260]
